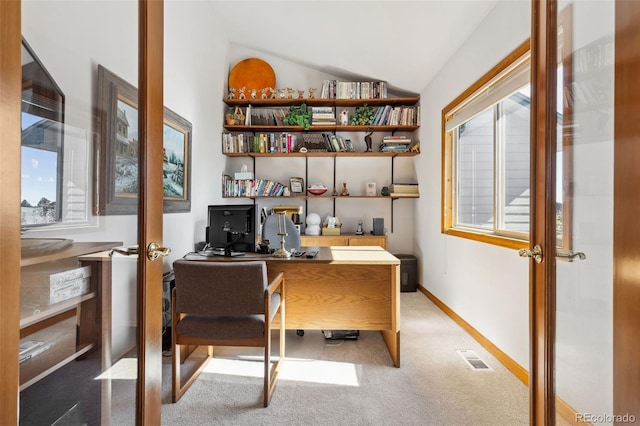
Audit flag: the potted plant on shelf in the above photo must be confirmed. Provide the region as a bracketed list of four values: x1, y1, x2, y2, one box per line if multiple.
[351, 104, 376, 126]
[283, 103, 311, 129]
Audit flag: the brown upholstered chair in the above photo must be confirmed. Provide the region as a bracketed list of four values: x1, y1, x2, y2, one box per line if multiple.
[171, 259, 285, 406]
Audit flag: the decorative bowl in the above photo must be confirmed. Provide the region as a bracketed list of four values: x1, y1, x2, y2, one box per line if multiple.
[307, 186, 328, 196]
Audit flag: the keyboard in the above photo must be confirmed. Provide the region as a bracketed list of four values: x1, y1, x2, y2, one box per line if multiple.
[306, 247, 319, 258]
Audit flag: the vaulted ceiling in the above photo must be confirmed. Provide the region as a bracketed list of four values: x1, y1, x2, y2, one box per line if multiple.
[209, 1, 501, 94]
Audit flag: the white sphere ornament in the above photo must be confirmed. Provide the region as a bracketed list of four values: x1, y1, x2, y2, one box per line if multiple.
[305, 213, 321, 236]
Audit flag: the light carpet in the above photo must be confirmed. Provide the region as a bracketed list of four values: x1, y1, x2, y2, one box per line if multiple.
[158, 291, 529, 425]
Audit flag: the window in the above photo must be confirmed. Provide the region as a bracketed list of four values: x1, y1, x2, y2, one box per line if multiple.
[442, 41, 531, 249]
[21, 38, 65, 227]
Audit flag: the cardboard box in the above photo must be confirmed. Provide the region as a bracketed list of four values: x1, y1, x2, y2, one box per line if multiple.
[321, 226, 341, 236]
[22, 259, 92, 308]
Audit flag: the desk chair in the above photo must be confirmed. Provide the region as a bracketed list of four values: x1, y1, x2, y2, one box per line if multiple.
[261, 214, 301, 252]
[171, 260, 285, 406]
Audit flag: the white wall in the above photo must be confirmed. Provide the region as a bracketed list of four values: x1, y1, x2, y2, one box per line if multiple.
[417, 0, 531, 369]
[21, 1, 229, 273]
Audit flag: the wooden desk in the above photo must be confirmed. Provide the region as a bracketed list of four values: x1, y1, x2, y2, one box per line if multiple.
[183, 246, 401, 367]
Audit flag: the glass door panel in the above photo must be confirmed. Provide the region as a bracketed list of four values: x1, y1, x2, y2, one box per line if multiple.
[555, 1, 614, 423]
[20, 2, 140, 424]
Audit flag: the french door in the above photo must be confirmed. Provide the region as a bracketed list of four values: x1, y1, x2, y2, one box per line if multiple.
[0, 1, 164, 424]
[529, 0, 639, 423]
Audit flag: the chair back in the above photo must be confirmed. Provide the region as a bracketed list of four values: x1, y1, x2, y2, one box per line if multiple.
[262, 214, 301, 251]
[173, 260, 268, 316]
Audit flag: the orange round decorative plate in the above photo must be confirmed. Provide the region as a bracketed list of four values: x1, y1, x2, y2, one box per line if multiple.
[228, 58, 276, 91]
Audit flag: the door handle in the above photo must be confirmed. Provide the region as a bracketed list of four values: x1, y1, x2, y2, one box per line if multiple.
[147, 242, 171, 261]
[556, 250, 586, 262]
[518, 244, 543, 264]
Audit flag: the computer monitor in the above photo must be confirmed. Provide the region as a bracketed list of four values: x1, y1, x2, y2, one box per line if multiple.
[206, 204, 256, 254]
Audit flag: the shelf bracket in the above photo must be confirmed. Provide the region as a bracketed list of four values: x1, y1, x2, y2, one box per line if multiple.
[332, 155, 338, 217]
[305, 156, 309, 218]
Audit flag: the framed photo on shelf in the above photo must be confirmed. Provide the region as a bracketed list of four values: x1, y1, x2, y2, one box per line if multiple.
[289, 177, 305, 194]
[344, 138, 355, 152]
[366, 182, 377, 196]
[96, 65, 192, 214]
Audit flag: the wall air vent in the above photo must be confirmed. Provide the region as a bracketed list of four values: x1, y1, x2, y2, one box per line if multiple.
[456, 349, 491, 370]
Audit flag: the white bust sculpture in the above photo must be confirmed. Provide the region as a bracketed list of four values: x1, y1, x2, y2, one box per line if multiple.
[305, 213, 321, 236]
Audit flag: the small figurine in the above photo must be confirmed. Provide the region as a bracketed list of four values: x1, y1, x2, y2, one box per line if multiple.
[308, 88, 317, 99]
[227, 88, 237, 100]
[305, 213, 322, 236]
[331, 186, 338, 196]
[260, 88, 269, 99]
[287, 88, 295, 99]
[268, 87, 277, 99]
[340, 109, 349, 125]
[238, 86, 246, 100]
[297, 90, 305, 99]
[278, 88, 287, 99]
[340, 182, 350, 196]
[364, 129, 373, 152]
[249, 88, 258, 99]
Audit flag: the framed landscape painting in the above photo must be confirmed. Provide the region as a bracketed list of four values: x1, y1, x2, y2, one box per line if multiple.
[96, 65, 192, 214]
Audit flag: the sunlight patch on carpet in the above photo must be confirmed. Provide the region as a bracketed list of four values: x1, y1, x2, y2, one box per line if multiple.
[95, 358, 138, 380]
[202, 357, 360, 386]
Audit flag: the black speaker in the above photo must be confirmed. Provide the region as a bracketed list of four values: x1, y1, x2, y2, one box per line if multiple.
[373, 218, 384, 235]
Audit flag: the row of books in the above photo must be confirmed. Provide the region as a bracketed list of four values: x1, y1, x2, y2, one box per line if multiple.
[222, 132, 299, 153]
[379, 135, 413, 152]
[242, 106, 290, 126]
[312, 132, 355, 152]
[320, 80, 388, 100]
[574, 38, 614, 73]
[389, 183, 419, 198]
[222, 175, 287, 197]
[564, 81, 610, 107]
[370, 105, 420, 126]
[232, 104, 419, 127]
[311, 106, 336, 125]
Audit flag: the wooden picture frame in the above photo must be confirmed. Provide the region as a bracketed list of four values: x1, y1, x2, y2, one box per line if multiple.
[289, 177, 304, 194]
[96, 65, 192, 214]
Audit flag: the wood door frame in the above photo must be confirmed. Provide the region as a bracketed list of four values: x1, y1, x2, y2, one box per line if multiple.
[137, 0, 164, 424]
[0, 1, 165, 424]
[529, 0, 557, 424]
[532, 0, 640, 422]
[613, 0, 640, 419]
[0, 1, 23, 423]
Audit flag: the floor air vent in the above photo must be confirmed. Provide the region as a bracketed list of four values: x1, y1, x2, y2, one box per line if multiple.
[456, 349, 491, 370]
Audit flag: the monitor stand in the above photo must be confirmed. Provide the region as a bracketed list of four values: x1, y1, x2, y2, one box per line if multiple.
[198, 247, 245, 257]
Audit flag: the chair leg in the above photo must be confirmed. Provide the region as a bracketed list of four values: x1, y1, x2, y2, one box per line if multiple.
[264, 302, 285, 407]
[264, 328, 271, 407]
[172, 342, 212, 403]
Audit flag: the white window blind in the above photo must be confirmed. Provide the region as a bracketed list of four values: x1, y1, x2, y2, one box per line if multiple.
[445, 52, 531, 132]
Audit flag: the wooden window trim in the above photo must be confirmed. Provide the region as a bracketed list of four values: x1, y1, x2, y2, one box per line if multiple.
[441, 39, 531, 250]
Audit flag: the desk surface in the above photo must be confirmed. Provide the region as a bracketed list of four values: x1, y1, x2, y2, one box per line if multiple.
[183, 246, 400, 265]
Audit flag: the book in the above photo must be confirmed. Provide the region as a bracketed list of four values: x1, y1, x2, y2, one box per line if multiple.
[19, 339, 53, 363]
